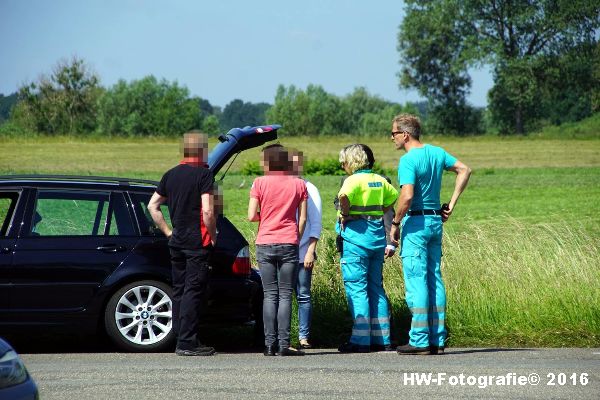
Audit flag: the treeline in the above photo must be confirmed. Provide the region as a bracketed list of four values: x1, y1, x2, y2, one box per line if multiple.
[398, 0, 599, 135]
[0, 57, 427, 137]
[0, 58, 272, 137]
[1, 1, 597, 137]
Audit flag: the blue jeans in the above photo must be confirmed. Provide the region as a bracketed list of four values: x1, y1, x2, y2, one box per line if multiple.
[256, 244, 299, 349]
[295, 263, 313, 340]
[401, 215, 446, 348]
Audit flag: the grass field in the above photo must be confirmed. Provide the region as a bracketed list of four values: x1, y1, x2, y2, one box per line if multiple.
[1, 135, 599, 347]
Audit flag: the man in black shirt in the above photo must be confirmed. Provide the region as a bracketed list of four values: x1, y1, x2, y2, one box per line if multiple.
[148, 131, 217, 356]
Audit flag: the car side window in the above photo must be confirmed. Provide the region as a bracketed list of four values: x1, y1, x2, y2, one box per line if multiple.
[30, 190, 135, 236]
[130, 193, 171, 237]
[0, 192, 20, 237]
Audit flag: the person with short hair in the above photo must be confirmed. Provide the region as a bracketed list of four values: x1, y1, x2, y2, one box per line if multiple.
[389, 114, 471, 355]
[148, 131, 217, 356]
[248, 144, 308, 356]
[337, 144, 398, 353]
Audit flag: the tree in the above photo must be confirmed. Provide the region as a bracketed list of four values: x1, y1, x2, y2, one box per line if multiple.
[13, 57, 101, 134]
[360, 103, 421, 136]
[266, 84, 347, 135]
[0, 93, 17, 124]
[594, 42, 600, 114]
[219, 99, 270, 131]
[267, 84, 421, 135]
[202, 115, 220, 135]
[398, 0, 600, 134]
[97, 76, 201, 136]
[343, 87, 393, 134]
[398, 0, 479, 134]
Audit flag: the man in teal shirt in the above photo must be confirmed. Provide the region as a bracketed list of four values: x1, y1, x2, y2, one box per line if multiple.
[389, 114, 471, 355]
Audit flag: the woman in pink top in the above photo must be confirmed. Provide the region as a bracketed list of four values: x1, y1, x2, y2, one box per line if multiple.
[248, 144, 308, 356]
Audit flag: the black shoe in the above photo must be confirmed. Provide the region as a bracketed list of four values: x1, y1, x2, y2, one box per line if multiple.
[430, 345, 445, 355]
[396, 344, 430, 355]
[338, 342, 370, 353]
[175, 346, 216, 356]
[263, 344, 278, 356]
[279, 347, 305, 356]
[371, 344, 395, 352]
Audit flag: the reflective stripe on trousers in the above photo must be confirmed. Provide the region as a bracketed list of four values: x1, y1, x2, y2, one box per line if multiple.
[340, 240, 391, 346]
[401, 215, 447, 348]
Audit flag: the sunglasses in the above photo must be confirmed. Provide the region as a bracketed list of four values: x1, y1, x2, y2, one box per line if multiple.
[391, 130, 406, 138]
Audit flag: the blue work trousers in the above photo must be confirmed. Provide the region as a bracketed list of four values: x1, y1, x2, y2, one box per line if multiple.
[401, 215, 446, 348]
[340, 240, 391, 347]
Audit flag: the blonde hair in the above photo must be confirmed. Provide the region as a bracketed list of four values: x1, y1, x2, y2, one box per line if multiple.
[339, 144, 369, 174]
[392, 113, 421, 140]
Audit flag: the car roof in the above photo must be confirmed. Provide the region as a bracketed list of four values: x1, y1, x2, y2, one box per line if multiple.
[0, 175, 157, 192]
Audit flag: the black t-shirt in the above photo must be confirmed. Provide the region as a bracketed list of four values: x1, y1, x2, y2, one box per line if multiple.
[156, 163, 214, 249]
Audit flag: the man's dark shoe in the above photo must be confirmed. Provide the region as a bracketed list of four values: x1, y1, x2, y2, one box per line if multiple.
[175, 345, 216, 356]
[430, 345, 445, 355]
[396, 344, 430, 355]
[279, 347, 305, 356]
[338, 342, 370, 353]
[263, 344, 278, 356]
[370, 344, 394, 352]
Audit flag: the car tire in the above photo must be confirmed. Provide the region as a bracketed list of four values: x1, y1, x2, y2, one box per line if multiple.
[104, 280, 175, 352]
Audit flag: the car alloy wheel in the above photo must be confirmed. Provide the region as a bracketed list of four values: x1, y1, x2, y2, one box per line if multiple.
[105, 280, 174, 351]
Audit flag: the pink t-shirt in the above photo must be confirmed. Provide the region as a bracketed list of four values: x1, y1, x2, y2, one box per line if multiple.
[250, 173, 308, 245]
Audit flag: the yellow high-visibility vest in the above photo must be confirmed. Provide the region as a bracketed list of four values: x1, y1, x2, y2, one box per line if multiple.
[338, 170, 398, 217]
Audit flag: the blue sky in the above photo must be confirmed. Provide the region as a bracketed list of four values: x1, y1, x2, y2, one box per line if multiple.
[0, 0, 493, 108]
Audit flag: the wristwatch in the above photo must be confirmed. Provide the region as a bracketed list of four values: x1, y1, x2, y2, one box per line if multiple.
[391, 220, 401, 226]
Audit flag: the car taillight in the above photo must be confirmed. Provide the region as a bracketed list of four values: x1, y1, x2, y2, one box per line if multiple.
[232, 246, 251, 276]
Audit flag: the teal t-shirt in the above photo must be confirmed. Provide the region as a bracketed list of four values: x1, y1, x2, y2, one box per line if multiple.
[397, 144, 457, 210]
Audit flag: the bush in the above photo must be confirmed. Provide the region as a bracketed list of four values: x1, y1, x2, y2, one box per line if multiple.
[0, 121, 38, 138]
[240, 160, 262, 175]
[238, 158, 395, 177]
[305, 159, 345, 176]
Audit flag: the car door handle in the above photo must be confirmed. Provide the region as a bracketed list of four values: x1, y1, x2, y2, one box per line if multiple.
[96, 245, 127, 253]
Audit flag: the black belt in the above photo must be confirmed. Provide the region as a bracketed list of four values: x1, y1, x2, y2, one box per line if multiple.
[408, 209, 441, 216]
[345, 214, 383, 221]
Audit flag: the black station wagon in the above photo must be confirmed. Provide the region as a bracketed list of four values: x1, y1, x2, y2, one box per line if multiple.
[0, 125, 279, 351]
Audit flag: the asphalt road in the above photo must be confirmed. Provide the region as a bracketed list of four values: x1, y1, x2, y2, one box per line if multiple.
[20, 347, 600, 400]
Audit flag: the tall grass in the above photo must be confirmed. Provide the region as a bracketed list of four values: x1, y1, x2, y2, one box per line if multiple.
[441, 219, 600, 347]
[305, 219, 600, 347]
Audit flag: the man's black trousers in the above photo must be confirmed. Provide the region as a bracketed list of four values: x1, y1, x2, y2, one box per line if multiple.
[169, 247, 211, 350]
